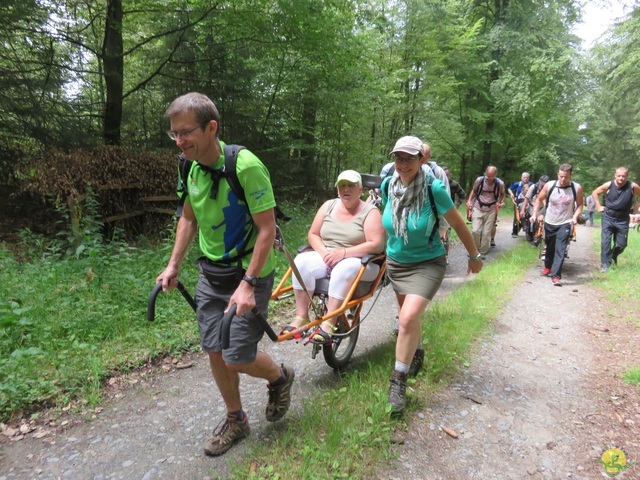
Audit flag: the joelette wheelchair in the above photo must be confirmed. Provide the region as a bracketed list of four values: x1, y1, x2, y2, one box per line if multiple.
[148, 173, 387, 371]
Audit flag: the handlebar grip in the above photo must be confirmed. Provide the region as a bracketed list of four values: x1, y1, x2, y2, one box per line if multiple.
[147, 280, 197, 322]
[220, 304, 238, 350]
[220, 305, 279, 349]
[147, 282, 164, 322]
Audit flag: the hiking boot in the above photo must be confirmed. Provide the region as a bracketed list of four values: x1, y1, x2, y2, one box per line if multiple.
[265, 364, 295, 422]
[407, 348, 424, 378]
[393, 316, 399, 336]
[204, 413, 250, 457]
[552, 277, 562, 286]
[388, 370, 408, 414]
[540, 267, 551, 276]
[490, 239, 496, 247]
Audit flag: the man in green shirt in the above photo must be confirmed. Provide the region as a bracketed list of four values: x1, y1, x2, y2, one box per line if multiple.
[157, 92, 294, 456]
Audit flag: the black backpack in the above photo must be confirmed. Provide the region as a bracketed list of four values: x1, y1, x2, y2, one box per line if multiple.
[548, 180, 577, 206]
[382, 175, 440, 248]
[177, 144, 289, 221]
[472, 176, 502, 208]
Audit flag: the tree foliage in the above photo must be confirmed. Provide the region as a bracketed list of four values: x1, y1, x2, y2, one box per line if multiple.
[1, 0, 624, 206]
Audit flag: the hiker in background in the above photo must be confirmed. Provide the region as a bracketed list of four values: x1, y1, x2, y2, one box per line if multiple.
[421, 144, 450, 195]
[466, 166, 505, 256]
[584, 194, 596, 227]
[524, 175, 549, 244]
[591, 167, 640, 272]
[507, 172, 533, 238]
[381, 135, 483, 415]
[282, 170, 385, 343]
[532, 163, 584, 286]
[442, 166, 466, 208]
[518, 184, 531, 223]
[157, 92, 295, 457]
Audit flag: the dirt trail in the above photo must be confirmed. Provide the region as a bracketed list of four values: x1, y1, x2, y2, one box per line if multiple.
[1, 223, 638, 480]
[379, 225, 640, 480]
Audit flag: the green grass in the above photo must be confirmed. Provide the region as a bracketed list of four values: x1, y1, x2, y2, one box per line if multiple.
[231, 241, 541, 479]
[587, 224, 640, 385]
[0, 200, 313, 421]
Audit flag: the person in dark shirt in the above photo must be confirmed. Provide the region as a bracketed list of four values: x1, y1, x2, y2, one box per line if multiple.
[507, 172, 533, 237]
[442, 166, 466, 208]
[591, 167, 640, 272]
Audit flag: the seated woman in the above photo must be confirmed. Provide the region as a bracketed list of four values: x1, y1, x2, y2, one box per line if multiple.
[283, 170, 386, 344]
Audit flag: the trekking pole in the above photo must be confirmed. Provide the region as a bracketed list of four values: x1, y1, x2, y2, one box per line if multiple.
[147, 280, 197, 322]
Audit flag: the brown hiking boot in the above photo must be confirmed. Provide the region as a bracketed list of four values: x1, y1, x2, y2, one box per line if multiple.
[265, 364, 295, 422]
[388, 370, 408, 414]
[407, 347, 424, 378]
[204, 413, 250, 457]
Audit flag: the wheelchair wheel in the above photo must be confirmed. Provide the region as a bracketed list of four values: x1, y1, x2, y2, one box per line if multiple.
[322, 305, 361, 370]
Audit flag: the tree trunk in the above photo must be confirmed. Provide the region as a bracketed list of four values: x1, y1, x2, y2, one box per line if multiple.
[102, 0, 123, 146]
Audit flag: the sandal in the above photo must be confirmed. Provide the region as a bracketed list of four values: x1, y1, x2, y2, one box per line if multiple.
[279, 317, 309, 339]
[310, 321, 337, 345]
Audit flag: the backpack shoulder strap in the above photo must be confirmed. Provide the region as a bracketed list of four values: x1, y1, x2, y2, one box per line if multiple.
[387, 164, 396, 177]
[176, 153, 193, 218]
[426, 176, 439, 248]
[474, 176, 484, 199]
[222, 144, 246, 203]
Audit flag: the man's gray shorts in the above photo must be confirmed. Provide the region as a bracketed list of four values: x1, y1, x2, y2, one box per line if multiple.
[194, 271, 274, 364]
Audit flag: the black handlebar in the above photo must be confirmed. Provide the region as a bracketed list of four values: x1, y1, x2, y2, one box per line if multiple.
[220, 304, 278, 349]
[147, 280, 197, 322]
[148, 280, 278, 347]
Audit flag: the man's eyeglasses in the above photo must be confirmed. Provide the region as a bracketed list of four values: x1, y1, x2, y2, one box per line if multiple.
[167, 125, 202, 141]
[393, 154, 419, 164]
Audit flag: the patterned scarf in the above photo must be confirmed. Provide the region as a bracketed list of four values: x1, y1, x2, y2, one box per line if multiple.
[389, 168, 428, 244]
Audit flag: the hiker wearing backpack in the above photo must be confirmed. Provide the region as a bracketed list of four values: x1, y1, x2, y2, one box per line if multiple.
[466, 166, 506, 256]
[157, 92, 295, 457]
[380, 144, 452, 333]
[532, 164, 584, 286]
[381, 136, 482, 414]
[507, 172, 533, 237]
[524, 175, 549, 243]
[591, 167, 640, 272]
[442, 166, 466, 208]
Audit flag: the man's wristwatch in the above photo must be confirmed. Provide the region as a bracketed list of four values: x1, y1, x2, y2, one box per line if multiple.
[242, 275, 258, 287]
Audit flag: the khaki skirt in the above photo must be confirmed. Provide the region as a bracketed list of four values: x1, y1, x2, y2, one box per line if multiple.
[386, 255, 447, 300]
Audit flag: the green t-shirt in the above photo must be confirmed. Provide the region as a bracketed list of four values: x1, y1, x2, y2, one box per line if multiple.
[185, 141, 276, 277]
[381, 177, 453, 263]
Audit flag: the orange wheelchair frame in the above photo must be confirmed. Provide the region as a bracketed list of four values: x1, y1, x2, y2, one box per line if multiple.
[148, 173, 388, 370]
[270, 245, 386, 369]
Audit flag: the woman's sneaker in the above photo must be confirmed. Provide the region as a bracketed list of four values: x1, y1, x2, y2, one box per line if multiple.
[204, 413, 250, 457]
[265, 364, 295, 422]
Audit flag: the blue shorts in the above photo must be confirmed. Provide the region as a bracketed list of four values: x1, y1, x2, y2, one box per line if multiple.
[194, 270, 274, 364]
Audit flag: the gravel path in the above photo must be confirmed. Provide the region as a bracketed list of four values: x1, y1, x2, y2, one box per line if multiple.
[2, 222, 638, 480]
